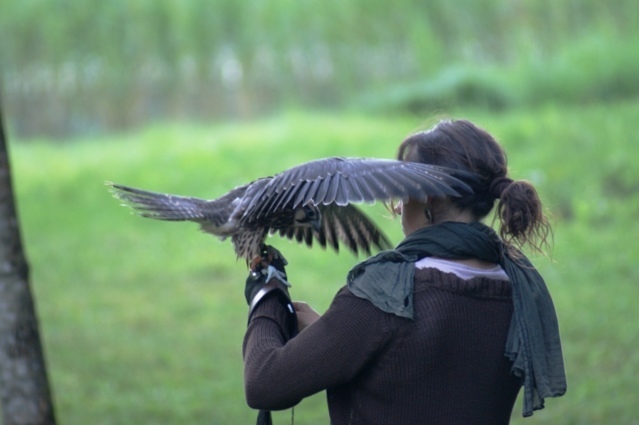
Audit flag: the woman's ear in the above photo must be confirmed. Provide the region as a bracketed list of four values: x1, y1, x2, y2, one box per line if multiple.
[424, 206, 433, 223]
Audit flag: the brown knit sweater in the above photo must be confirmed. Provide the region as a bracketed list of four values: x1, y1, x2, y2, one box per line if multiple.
[243, 268, 522, 424]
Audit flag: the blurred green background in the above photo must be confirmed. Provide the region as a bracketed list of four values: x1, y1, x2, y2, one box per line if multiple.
[2, 0, 638, 424]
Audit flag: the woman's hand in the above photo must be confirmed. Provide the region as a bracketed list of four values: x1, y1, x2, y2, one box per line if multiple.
[292, 301, 320, 332]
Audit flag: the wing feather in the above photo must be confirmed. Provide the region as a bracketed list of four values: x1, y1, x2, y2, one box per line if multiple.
[340, 177, 365, 204]
[298, 178, 324, 206]
[322, 208, 340, 251]
[321, 174, 340, 205]
[333, 177, 352, 206]
[273, 203, 391, 256]
[265, 182, 300, 216]
[292, 178, 316, 208]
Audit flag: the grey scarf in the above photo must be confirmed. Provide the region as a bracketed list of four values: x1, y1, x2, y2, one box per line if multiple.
[347, 221, 566, 417]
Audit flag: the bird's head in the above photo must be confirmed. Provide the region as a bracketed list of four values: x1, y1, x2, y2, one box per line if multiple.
[294, 204, 322, 232]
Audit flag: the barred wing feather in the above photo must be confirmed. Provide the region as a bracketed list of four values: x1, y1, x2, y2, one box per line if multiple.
[274, 203, 392, 256]
[242, 157, 472, 224]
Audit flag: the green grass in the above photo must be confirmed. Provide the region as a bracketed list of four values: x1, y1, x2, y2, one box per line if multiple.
[9, 103, 639, 424]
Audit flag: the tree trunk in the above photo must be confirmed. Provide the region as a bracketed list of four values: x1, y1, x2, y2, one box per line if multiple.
[0, 103, 56, 424]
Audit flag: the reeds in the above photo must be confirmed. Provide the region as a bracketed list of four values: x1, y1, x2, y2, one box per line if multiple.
[1, 0, 637, 137]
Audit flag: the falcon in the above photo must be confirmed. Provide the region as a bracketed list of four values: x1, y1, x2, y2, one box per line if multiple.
[107, 157, 473, 264]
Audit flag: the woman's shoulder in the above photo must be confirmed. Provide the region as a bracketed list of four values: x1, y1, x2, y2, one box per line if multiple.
[329, 285, 409, 322]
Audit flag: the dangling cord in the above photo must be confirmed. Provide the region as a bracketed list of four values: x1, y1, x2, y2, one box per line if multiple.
[291, 407, 295, 424]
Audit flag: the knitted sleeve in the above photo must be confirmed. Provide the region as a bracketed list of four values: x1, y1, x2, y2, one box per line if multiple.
[242, 286, 395, 411]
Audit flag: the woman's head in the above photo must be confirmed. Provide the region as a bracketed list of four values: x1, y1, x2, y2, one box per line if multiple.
[397, 119, 551, 254]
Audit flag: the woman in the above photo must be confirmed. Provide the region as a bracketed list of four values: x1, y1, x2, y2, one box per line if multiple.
[243, 119, 566, 424]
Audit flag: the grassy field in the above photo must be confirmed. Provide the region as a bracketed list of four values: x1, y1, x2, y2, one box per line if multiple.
[9, 103, 639, 424]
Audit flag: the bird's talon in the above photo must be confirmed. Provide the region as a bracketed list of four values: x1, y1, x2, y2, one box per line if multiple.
[249, 255, 264, 272]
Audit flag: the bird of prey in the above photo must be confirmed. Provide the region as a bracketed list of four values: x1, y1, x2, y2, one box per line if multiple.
[108, 157, 472, 264]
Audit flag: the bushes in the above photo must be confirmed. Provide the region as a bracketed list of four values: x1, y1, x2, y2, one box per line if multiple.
[357, 36, 639, 114]
[1, 0, 638, 137]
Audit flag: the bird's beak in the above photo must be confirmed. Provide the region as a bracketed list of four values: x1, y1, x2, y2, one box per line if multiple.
[312, 220, 322, 233]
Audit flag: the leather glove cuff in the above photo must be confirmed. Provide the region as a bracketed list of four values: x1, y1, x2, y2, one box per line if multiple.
[248, 278, 292, 320]
[246, 266, 297, 339]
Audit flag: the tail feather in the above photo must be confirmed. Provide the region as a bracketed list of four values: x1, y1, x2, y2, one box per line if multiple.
[107, 182, 207, 221]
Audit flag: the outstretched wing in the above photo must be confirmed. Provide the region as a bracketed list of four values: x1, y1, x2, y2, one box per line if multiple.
[241, 157, 474, 224]
[273, 203, 392, 256]
[108, 158, 475, 261]
[107, 182, 249, 236]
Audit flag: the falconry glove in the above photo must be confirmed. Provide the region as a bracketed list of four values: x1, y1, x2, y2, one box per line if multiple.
[244, 248, 298, 425]
[245, 247, 297, 338]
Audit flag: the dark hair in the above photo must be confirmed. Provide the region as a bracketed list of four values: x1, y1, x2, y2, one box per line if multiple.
[397, 119, 552, 254]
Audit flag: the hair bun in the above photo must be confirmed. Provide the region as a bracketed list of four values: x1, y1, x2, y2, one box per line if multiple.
[489, 176, 513, 199]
